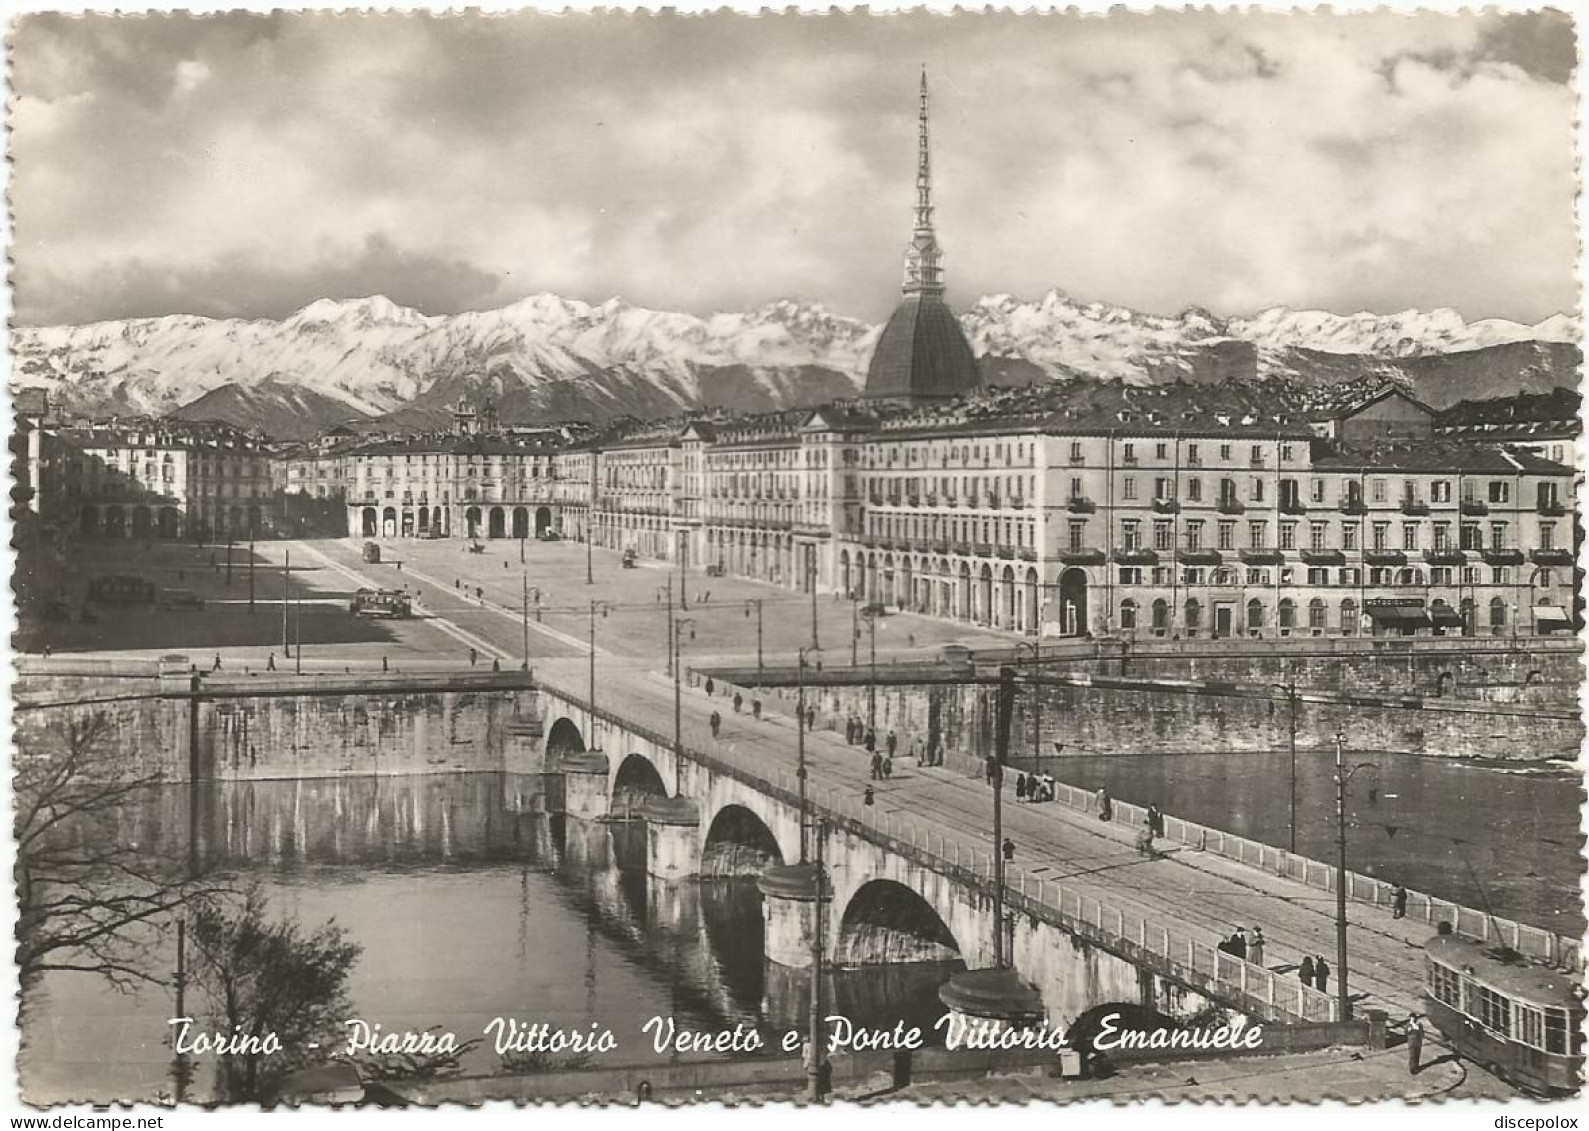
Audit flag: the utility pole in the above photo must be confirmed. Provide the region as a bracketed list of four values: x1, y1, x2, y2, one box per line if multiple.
[1334, 730, 1350, 1021]
[992, 666, 1015, 968]
[664, 584, 675, 679]
[851, 598, 859, 667]
[673, 618, 693, 761]
[745, 600, 764, 685]
[172, 918, 189, 1104]
[587, 601, 609, 751]
[807, 816, 828, 1102]
[808, 550, 819, 651]
[677, 530, 688, 611]
[796, 647, 820, 862]
[585, 507, 595, 585]
[521, 572, 530, 671]
[281, 549, 290, 655]
[1287, 680, 1299, 854]
[294, 588, 302, 675]
[248, 534, 255, 613]
[225, 534, 233, 587]
[867, 610, 878, 741]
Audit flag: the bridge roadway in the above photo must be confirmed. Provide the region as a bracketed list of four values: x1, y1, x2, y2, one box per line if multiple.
[300, 538, 1435, 1023]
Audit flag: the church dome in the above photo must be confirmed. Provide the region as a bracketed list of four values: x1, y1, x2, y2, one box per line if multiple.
[864, 294, 981, 402]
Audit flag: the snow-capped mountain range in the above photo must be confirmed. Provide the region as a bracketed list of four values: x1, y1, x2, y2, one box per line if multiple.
[10, 290, 1579, 439]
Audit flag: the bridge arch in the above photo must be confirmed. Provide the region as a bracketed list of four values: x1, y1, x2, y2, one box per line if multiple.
[701, 804, 784, 876]
[612, 753, 669, 818]
[545, 717, 585, 759]
[834, 879, 961, 967]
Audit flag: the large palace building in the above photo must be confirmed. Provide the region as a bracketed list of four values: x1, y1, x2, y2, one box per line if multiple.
[33, 73, 1580, 640]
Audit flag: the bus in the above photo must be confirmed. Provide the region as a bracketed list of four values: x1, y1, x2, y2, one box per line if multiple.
[349, 588, 412, 619]
[1423, 928, 1584, 1095]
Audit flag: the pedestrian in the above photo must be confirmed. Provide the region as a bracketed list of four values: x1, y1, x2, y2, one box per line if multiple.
[40, 641, 51, 659]
[752, 698, 762, 720]
[870, 752, 883, 781]
[908, 633, 916, 648]
[455, 579, 460, 589]
[1405, 1014, 1424, 1075]
[864, 785, 875, 807]
[1392, 885, 1408, 920]
[1016, 773, 1028, 801]
[886, 730, 897, 759]
[1097, 787, 1112, 822]
[212, 653, 222, 671]
[491, 657, 500, 672]
[469, 647, 478, 667]
[1002, 837, 1015, 863]
[734, 692, 743, 714]
[865, 727, 876, 753]
[1147, 804, 1164, 836]
[1298, 956, 1315, 987]
[710, 710, 721, 738]
[882, 756, 893, 779]
[1314, 956, 1331, 993]
[1248, 927, 1266, 968]
[704, 591, 711, 603]
[267, 652, 276, 672]
[705, 677, 715, 696]
[1230, 930, 1247, 960]
[806, 706, 816, 729]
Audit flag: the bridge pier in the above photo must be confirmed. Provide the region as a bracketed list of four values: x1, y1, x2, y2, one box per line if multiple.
[641, 796, 702, 880]
[560, 814, 611, 870]
[503, 716, 545, 775]
[938, 967, 1046, 1037]
[559, 753, 610, 822]
[756, 863, 830, 970]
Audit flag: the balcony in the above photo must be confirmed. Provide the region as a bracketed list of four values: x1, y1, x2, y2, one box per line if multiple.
[1239, 547, 1283, 565]
[1460, 498, 1489, 515]
[1279, 498, 1308, 515]
[1482, 547, 1525, 566]
[1019, 548, 1039, 562]
[1059, 547, 1106, 564]
[1151, 497, 1180, 514]
[1066, 496, 1096, 514]
[1216, 497, 1245, 515]
[1531, 548, 1575, 566]
[974, 542, 994, 557]
[1301, 548, 1345, 565]
[1537, 499, 1568, 517]
[1424, 548, 1467, 566]
[1399, 498, 1430, 516]
[1363, 549, 1408, 566]
[1337, 497, 1366, 515]
[951, 541, 973, 556]
[1112, 547, 1159, 566]
[924, 494, 938, 506]
[1179, 548, 1222, 566]
[986, 495, 1001, 510]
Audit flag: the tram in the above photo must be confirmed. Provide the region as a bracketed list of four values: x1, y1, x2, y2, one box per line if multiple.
[1423, 928, 1584, 1095]
[349, 588, 412, 619]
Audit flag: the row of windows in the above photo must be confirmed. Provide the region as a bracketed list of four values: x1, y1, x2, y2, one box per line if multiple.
[1081, 475, 1559, 507]
[1104, 518, 1550, 553]
[1117, 596, 1511, 632]
[1113, 565, 1552, 588]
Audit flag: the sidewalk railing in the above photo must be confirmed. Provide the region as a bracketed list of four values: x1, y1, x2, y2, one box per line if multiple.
[1037, 777, 1581, 971]
[538, 668, 1340, 1024]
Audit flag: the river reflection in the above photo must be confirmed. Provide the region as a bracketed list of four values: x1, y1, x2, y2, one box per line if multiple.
[1020, 749, 1585, 936]
[21, 773, 955, 1105]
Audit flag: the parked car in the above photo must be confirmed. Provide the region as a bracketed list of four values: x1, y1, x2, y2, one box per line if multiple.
[705, 564, 725, 578]
[537, 529, 561, 542]
[621, 548, 638, 568]
[362, 541, 382, 563]
[158, 588, 205, 610]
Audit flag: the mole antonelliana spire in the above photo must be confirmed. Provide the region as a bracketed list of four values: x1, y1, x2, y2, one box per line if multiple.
[902, 66, 945, 297]
[863, 66, 982, 404]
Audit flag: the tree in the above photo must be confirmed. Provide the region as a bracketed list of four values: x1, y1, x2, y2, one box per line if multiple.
[187, 888, 361, 1103]
[15, 712, 228, 992]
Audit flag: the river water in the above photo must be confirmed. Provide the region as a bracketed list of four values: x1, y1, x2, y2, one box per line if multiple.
[1017, 749, 1584, 937]
[20, 774, 958, 1105]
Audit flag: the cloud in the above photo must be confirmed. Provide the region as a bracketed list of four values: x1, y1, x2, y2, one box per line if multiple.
[8, 10, 1578, 328]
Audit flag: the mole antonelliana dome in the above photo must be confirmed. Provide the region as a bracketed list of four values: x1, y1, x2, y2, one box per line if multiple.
[863, 69, 983, 405]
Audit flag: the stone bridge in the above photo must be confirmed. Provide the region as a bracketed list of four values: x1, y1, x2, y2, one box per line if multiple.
[527, 678, 1341, 1040]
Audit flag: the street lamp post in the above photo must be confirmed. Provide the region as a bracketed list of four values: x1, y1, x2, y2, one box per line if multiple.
[1271, 674, 1300, 855]
[807, 814, 828, 1102]
[992, 665, 1016, 968]
[1332, 730, 1379, 1022]
[585, 507, 595, 586]
[851, 598, 860, 667]
[248, 534, 255, 613]
[861, 607, 879, 742]
[659, 585, 675, 678]
[225, 535, 233, 587]
[281, 549, 291, 656]
[677, 530, 688, 612]
[808, 550, 819, 651]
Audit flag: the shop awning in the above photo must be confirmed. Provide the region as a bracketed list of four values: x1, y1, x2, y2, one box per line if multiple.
[1533, 605, 1573, 628]
[1428, 606, 1465, 628]
[1365, 604, 1428, 627]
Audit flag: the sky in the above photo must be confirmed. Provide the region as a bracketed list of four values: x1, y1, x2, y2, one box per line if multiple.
[7, 8, 1579, 327]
